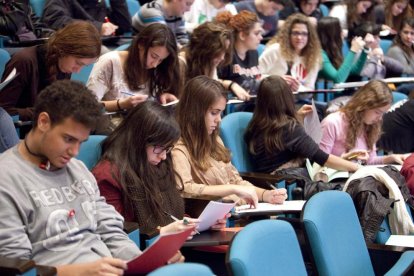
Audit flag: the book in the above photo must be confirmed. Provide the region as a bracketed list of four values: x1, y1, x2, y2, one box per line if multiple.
[0, 68, 17, 91]
[386, 235, 414, 248]
[234, 201, 306, 214]
[306, 159, 349, 182]
[125, 228, 193, 275]
[197, 201, 237, 232]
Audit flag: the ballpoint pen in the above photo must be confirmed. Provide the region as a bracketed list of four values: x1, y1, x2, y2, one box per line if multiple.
[121, 91, 135, 96]
[266, 181, 278, 190]
[164, 211, 200, 234]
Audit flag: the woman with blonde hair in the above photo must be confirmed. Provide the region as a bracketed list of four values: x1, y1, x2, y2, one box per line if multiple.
[180, 22, 251, 100]
[259, 13, 321, 92]
[172, 75, 287, 208]
[0, 21, 101, 121]
[320, 80, 407, 165]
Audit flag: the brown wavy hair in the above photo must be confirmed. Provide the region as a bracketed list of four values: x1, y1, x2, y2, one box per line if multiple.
[46, 21, 101, 82]
[341, 80, 392, 152]
[176, 76, 230, 171]
[215, 10, 259, 37]
[245, 75, 298, 154]
[181, 22, 233, 81]
[268, 13, 321, 72]
[124, 23, 180, 97]
[384, 0, 411, 31]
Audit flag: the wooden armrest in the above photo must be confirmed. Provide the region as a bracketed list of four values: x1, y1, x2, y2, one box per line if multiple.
[0, 256, 35, 275]
[36, 264, 57, 276]
[239, 172, 296, 189]
[4, 38, 48, 47]
[123, 221, 139, 234]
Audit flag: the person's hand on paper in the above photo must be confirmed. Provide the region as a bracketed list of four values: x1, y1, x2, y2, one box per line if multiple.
[57, 257, 127, 276]
[101, 22, 118, 36]
[384, 153, 409, 165]
[231, 83, 251, 101]
[160, 218, 200, 239]
[264, 188, 288, 204]
[341, 150, 369, 163]
[159, 92, 178, 105]
[234, 186, 258, 208]
[167, 250, 185, 264]
[210, 213, 231, 230]
[282, 75, 300, 92]
[120, 94, 149, 109]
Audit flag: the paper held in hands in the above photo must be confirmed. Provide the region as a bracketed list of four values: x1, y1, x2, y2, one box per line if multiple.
[303, 99, 322, 144]
[197, 201, 237, 232]
[125, 228, 193, 275]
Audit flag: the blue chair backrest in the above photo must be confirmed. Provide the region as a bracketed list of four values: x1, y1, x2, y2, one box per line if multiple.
[228, 219, 307, 276]
[71, 63, 94, 84]
[77, 135, 106, 170]
[0, 49, 10, 79]
[319, 4, 329, 16]
[29, 0, 45, 17]
[126, 0, 140, 17]
[148, 263, 214, 276]
[303, 191, 375, 276]
[219, 112, 253, 172]
[257, 43, 265, 57]
[392, 91, 408, 104]
[380, 39, 393, 54]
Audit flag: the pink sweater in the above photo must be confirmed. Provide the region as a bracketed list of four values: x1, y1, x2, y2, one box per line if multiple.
[320, 111, 384, 165]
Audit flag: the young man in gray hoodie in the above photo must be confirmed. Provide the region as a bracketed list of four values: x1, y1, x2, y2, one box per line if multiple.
[0, 80, 141, 275]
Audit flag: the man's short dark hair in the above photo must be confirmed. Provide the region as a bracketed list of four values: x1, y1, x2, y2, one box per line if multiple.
[33, 80, 102, 130]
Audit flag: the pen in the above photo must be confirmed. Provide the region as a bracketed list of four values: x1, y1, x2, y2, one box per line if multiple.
[121, 91, 135, 96]
[164, 211, 200, 234]
[347, 153, 360, 160]
[266, 181, 278, 190]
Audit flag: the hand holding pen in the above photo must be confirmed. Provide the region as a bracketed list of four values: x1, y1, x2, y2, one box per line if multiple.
[163, 212, 200, 238]
[263, 182, 288, 204]
[119, 91, 148, 109]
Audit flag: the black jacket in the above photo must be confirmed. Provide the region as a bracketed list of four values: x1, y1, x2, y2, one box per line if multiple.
[42, 0, 131, 34]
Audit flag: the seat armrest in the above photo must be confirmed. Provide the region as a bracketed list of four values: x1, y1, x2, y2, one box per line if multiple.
[368, 243, 414, 275]
[124, 221, 139, 234]
[36, 264, 57, 276]
[386, 251, 414, 275]
[0, 256, 35, 275]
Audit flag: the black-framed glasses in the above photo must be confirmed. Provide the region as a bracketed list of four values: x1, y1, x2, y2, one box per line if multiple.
[153, 145, 174, 154]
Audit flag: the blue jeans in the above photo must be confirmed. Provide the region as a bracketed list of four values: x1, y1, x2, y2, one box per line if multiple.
[0, 107, 19, 153]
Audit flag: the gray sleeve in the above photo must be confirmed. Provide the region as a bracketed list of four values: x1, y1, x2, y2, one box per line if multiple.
[0, 179, 32, 259]
[94, 190, 141, 260]
[383, 56, 404, 76]
[387, 46, 414, 75]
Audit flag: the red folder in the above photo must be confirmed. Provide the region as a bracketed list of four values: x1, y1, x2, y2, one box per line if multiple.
[125, 228, 193, 275]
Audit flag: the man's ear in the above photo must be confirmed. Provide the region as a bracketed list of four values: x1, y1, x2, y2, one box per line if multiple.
[37, 112, 51, 132]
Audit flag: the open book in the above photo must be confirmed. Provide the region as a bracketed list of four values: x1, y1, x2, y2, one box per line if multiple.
[0, 68, 17, 91]
[125, 228, 193, 275]
[306, 159, 349, 182]
[234, 201, 306, 214]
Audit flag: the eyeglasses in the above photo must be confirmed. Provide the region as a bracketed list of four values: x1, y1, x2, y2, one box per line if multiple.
[291, 31, 309, 37]
[153, 145, 174, 154]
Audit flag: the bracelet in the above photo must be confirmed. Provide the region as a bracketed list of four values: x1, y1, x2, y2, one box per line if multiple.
[261, 189, 267, 202]
[228, 81, 235, 91]
[116, 99, 122, 111]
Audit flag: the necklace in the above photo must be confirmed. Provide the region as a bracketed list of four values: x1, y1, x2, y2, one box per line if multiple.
[23, 135, 51, 170]
[23, 136, 44, 158]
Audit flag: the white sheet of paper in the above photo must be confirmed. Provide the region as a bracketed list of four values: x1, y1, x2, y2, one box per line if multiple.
[303, 99, 322, 144]
[234, 201, 306, 214]
[0, 68, 17, 91]
[197, 201, 236, 232]
[162, 99, 179, 107]
[386, 235, 414, 247]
